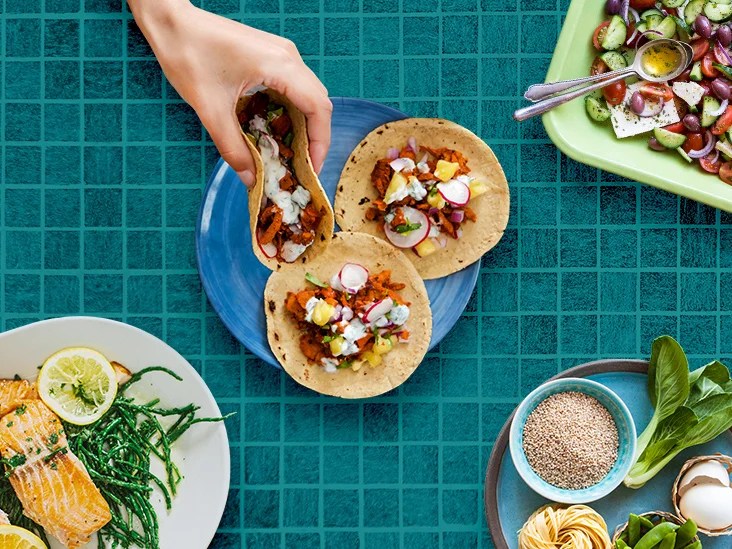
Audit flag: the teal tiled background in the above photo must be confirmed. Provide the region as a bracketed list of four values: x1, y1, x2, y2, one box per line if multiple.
[1, 0, 731, 548]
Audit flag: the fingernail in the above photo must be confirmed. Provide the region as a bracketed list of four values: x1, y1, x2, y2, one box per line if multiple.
[238, 170, 255, 187]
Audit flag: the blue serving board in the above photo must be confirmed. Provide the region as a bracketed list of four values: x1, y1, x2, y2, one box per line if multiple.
[196, 97, 480, 367]
[486, 361, 732, 549]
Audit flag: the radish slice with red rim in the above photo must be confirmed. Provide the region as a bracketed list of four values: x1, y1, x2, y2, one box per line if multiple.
[339, 263, 369, 294]
[437, 180, 471, 206]
[257, 232, 277, 258]
[383, 207, 430, 249]
[364, 298, 394, 324]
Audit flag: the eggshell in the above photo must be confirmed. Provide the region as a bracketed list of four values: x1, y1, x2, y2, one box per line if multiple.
[679, 460, 730, 492]
[679, 483, 732, 531]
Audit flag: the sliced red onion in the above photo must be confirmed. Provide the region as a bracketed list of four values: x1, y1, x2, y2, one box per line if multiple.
[628, 6, 639, 22]
[456, 228, 463, 239]
[436, 235, 448, 249]
[715, 42, 732, 66]
[711, 98, 729, 117]
[620, 0, 630, 24]
[626, 26, 639, 46]
[383, 206, 430, 249]
[329, 304, 343, 323]
[709, 150, 721, 164]
[364, 298, 394, 324]
[389, 157, 416, 172]
[339, 263, 369, 294]
[386, 147, 399, 160]
[341, 306, 354, 322]
[407, 136, 418, 153]
[436, 180, 471, 206]
[428, 207, 439, 216]
[450, 209, 465, 223]
[638, 98, 665, 118]
[688, 130, 717, 159]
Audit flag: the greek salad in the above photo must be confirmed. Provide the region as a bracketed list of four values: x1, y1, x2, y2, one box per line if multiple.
[587, 0, 732, 184]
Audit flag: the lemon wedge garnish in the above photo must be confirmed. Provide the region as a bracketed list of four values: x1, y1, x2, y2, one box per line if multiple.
[37, 347, 118, 425]
[0, 525, 47, 549]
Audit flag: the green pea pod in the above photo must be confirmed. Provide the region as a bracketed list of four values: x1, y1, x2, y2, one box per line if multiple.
[659, 532, 676, 549]
[674, 519, 697, 549]
[635, 522, 680, 549]
[616, 539, 631, 549]
[639, 516, 656, 531]
[629, 514, 642, 546]
[683, 541, 701, 549]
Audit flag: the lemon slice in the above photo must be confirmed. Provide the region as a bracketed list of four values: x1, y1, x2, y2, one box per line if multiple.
[37, 347, 118, 425]
[0, 525, 47, 549]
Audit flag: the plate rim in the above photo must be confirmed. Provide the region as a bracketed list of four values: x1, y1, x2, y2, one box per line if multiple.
[483, 358, 649, 549]
[0, 316, 230, 549]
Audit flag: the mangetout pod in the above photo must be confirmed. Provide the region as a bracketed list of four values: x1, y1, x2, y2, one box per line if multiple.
[264, 232, 432, 398]
[237, 89, 334, 271]
[334, 118, 510, 279]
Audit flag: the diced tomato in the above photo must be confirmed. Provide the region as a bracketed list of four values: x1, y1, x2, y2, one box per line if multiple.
[672, 68, 692, 84]
[663, 122, 686, 134]
[715, 43, 732, 66]
[713, 105, 732, 135]
[692, 39, 710, 62]
[674, 97, 689, 119]
[702, 52, 721, 78]
[593, 21, 610, 50]
[639, 82, 674, 101]
[682, 133, 704, 153]
[602, 80, 627, 106]
[700, 152, 722, 173]
[720, 162, 732, 184]
[630, 0, 656, 8]
[697, 80, 712, 99]
[590, 57, 609, 76]
[665, 7, 677, 16]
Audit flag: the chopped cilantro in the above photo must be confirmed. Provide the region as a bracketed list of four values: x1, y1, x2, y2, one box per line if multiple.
[322, 334, 337, 343]
[337, 360, 353, 369]
[283, 131, 294, 147]
[305, 272, 328, 288]
[394, 222, 422, 234]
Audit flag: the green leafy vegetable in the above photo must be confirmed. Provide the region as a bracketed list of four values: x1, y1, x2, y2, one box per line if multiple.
[394, 222, 422, 233]
[305, 272, 328, 288]
[624, 335, 732, 488]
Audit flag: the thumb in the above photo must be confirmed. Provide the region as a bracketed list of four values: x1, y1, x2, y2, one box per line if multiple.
[202, 107, 257, 188]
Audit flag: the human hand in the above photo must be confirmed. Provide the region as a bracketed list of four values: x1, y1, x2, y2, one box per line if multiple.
[128, 0, 332, 187]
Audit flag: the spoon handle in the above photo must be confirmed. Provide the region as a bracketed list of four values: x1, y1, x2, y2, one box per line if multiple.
[523, 67, 633, 102]
[514, 71, 629, 121]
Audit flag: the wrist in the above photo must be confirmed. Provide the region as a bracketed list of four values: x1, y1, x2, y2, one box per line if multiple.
[128, 0, 191, 37]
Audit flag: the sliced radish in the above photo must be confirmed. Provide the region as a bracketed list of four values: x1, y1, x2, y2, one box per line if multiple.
[389, 157, 416, 172]
[383, 206, 430, 249]
[364, 297, 394, 324]
[257, 231, 277, 258]
[330, 273, 345, 292]
[437, 180, 470, 206]
[339, 263, 369, 294]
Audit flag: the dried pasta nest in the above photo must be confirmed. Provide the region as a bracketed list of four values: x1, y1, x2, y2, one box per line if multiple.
[611, 511, 699, 546]
[672, 453, 732, 537]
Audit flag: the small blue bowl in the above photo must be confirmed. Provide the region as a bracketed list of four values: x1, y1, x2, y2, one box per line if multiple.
[509, 377, 637, 504]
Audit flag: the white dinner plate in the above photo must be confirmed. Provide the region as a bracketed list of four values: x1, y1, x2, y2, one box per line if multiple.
[0, 317, 230, 549]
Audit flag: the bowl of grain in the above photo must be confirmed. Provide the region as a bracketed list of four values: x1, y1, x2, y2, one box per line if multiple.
[509, 377, 636, 504]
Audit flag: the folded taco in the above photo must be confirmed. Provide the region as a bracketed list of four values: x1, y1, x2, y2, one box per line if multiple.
[334, 119, 510, 279]
[237, 90, 334, 269]
[264, 232, 432, 398]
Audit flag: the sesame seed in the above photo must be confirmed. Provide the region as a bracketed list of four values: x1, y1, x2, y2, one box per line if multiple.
[522, 391, 619, 490]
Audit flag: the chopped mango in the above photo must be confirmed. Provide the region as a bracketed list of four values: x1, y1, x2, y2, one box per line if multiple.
[329, 336, 345, 356]
[434, 160, 460, 182]
[373, 335, 393, 355]
[384, 172, 408, 203]
[468, 179, 489, 199]
[362, 351, 382, 367]
[426, 191, 446, 209]
[351, 361, 363, 372]
[311, 301, 334, 326]
[414, 238, 438, 258]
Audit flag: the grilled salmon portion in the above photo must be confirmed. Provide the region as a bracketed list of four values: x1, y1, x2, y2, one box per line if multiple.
[0, 400, 111, 548]
[0, 380, 37, 417]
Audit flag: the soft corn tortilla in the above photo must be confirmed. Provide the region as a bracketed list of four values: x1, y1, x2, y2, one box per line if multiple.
[237, 89, 334, 271]
[264, 232, 432, 399]
[334, 118, 510, 279]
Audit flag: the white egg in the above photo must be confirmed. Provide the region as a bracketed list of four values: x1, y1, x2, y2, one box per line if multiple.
[679, 460, 731, 492]
[679, 483, 732, 531]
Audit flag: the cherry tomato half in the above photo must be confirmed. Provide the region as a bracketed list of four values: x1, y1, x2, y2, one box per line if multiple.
[663, 122, 687, 134]
[720, 162, 732, 184]
[713, 105, 732, 135]
[630, 0, 657, 9]
[692, 38, 711, 62]
[700, 152, 722, 173]
[715, 43, 732, 66]
[591, 57, 609, 76]
[673, 68, 692, 84]
[603, 80, 627, 106]
[639, 82, 674, 101]
[683, 133, 704, 153]
[702, 52, 721, 78]
[593, 21, 610, 50]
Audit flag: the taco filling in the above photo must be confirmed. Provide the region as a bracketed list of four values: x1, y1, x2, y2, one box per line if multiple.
[365, 137, 490, 258]
[284, 263, 412, 372]
[239, 91, 325, 263]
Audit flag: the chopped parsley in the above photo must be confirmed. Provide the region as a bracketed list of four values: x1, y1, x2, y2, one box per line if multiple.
[43, 446, 68, 463]
[50, 462, 58, 470]
[394, 222, 422, 234]
[5, 421, 13, 428]
[14, 404, 26, 416]
[49, 432, 59, 445]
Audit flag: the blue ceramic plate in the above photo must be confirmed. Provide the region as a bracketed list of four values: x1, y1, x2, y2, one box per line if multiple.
[484, 360, 732, 549]
[196, 97, 480, 367]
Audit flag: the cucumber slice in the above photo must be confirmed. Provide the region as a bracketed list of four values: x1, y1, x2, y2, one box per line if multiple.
[662, 0, 685, 7]
[600, 51, 628, 71]
[690, 60, 703, 81]
[601, 15, 627, 50]
[641, 8, 664, 19]
[677, 147, 693, 163]
[670, 15, 692, 40]
[585, 95, 611, 122]
[648, 16, 677, 39]
[684, 0, 706, 25]
[704, 2, 732, 22]
[644, 13, 664, 28]
[622, 48, 637, 66]
[702, 95, 722, 127]
[654, 127, 687, 148]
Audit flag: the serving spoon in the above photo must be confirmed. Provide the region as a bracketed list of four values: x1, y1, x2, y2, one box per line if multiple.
[513, 39, 693, 121]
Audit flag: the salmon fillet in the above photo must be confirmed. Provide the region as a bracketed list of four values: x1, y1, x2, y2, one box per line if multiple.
[0, 400, 111, 548]
[0, 379, 37, 417]
[0, 508, 8, 525]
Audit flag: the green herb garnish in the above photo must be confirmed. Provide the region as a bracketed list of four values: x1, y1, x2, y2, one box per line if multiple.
[283, 131, 294, 147]
[322, 334, 337, 343]
[305, 272, 328, 288]
[394, 222, 422, 233]
[337, 360, 353, 369]
[14, 404, 26, 416]
[715, 63, 732, 81]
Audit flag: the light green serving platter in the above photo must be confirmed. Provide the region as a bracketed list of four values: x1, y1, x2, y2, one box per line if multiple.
[543, 0, 732, 211]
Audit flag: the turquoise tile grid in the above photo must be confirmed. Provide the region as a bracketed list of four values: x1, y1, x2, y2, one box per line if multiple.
[2, 0, 732, 548]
